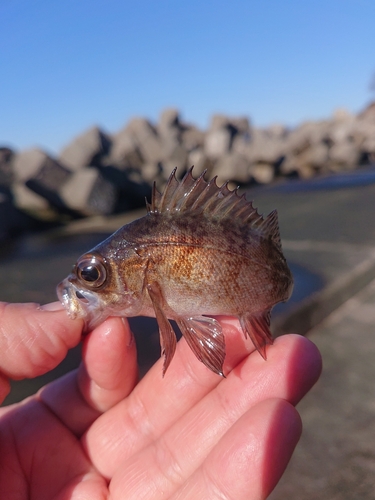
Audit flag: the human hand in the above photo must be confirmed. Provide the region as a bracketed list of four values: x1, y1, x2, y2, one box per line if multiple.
[0, 302, 321, 499]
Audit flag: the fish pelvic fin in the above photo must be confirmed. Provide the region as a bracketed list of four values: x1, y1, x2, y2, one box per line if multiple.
[146, 167, 283, 250]
[239, 310, 273, 360]
[176, 315, 226, 377]
[147, 281, 177, 376]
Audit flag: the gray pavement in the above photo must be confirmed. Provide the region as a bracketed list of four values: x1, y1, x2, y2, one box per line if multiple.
[1, 169, 375, 498]
[270, 278, 375, 500]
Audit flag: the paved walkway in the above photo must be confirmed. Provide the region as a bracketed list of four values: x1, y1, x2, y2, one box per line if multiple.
[270, 277, 375, 499]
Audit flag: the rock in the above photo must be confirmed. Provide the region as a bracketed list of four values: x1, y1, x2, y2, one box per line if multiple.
[204, 114, 251, 160]
[302, 143, 330, 170]
[187, 149, 214, 177]
[126, 118, 163, 164]
[204, 127, 232, 159]
[12, 149, 72, 211]
[333, 108, 353, 121]
[158, 108, 181, 132]
[285, 121, 329, 156]
[140, 162, 162, 184]
[281, 154, 314, 179]
[59, 126, 111, 170]
[0, 147, 15, 186]
[266, 123, 289, 140]
[60, 168, 117, 216]
[157, 109, 185, 165]
[328, 141, 360, 171]
[157, 110, 204, 182]
[281, 142, 330, 179]
[358, 101, 375, 121]
[210, 114, 232, 131]
[13, 149, 71, 187]
[0, 186, 39, 241]
[96, 165, 152, 212]
[350, 120, 375, 153]
[324, 114, 375, 169]
[5, 107, 375, 241]
[327, 116, 356, 145]
[209, 114, 250, 134]
[214, 152, 252, 184]
[181, 126, 205, 152]
[12, 183, 50, 212]
[361, 135, 375, 162]
[251, 163, 275, 184]
[231, 133, 251, 156]
[109, 128, 143, 171]
[242, 129, 285, 165]
[278, 154, 299, 177]
[111, 118, 163, 171]
[204, 114, 240, 159]
[279, 120, 336, 178]
[230, 116, 251, 135]
[161, 145, 188, 175]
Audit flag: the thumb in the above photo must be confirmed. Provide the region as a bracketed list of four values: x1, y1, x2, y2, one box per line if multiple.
[0, 302, 83, 381]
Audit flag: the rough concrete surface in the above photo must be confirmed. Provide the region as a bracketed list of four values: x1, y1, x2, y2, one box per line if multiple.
[270, 278, 375, 500]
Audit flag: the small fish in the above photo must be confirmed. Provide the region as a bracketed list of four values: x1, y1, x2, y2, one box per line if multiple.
[57, 167, 293, 376]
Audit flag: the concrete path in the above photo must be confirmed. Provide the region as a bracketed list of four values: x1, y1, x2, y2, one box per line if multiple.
[270, 277, 375, 500]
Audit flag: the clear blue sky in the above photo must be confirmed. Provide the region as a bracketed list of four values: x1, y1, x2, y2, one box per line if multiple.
[1, 0, 374, 155]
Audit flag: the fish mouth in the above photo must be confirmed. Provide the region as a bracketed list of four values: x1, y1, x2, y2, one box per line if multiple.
[57, 279, 95, 314]
[57, 278, 105, 331]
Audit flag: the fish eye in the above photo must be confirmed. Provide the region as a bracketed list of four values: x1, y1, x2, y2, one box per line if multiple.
[76, 254, 108, 289]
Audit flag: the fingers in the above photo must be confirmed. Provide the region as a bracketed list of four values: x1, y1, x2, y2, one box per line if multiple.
[109, 399, 301, 500]
[0, 301, 83, 406]
[171, 399, 302, 500]
[107, 336, 316, 498]
[84, 331, 321, 479]
[82, 317, 250, 475]
[78, 317, 138, 412]
[0, 396, 105, 500]
[38, 317, 138, 436]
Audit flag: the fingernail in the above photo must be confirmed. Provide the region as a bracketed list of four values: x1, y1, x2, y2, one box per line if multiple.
[39, 301, 65, 312]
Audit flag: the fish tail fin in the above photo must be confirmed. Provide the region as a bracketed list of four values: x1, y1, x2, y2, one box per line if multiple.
[239, 311, 273, 359]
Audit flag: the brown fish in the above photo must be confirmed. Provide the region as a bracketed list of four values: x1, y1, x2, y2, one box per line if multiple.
[57, 168, 293, 376]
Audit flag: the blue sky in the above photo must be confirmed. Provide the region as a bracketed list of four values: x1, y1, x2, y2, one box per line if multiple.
[1, 0, 375, 155]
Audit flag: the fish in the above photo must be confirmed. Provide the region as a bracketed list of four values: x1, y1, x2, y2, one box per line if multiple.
[57, 167, 293, 376]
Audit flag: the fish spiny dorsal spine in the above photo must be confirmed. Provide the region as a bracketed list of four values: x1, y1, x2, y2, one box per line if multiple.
[146, 167, 282, 249]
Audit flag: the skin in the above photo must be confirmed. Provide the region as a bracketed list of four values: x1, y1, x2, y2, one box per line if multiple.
[0, 301, 322, 500]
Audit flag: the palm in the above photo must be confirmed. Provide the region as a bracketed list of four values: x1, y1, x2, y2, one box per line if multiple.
[0, 304, 321, 499]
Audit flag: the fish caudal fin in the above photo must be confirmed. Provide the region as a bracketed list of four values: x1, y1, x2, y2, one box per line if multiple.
[147, 282, 177, 376]
[177, 316, 226, 377]
[239, 311, 273, 359]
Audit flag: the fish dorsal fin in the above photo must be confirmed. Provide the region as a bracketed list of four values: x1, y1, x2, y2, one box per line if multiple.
[256, 209, 282, 250]
[146, 167, 282, 249]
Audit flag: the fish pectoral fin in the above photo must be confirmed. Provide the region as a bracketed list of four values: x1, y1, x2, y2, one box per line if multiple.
[239, 311, 273, 360]
[176, 316, 226, 377]
[147, 282, 177, 376]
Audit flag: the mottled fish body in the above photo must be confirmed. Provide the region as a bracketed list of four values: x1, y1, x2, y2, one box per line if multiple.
[57, 168, 293, 375]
